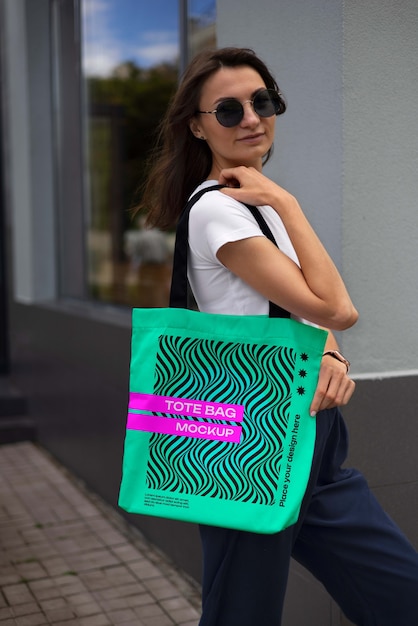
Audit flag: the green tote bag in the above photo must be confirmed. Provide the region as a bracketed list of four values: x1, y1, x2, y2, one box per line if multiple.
[118, 186, 327, 534]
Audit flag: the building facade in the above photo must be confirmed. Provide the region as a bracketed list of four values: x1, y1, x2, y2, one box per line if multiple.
[1, 1, 417, 624]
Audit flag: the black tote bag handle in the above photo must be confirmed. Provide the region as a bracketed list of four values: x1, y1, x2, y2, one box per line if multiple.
[169, 184, 290, 319]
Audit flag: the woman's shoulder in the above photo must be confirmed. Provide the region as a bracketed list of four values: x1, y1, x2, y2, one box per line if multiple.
[189, 181, 275, 257]
[189, 181, 254, 222]
[190, 181, 233, 206]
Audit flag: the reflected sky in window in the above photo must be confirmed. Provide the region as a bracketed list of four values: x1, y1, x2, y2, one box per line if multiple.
[81, 0, 179, 76]
[189, 0, 216, 26]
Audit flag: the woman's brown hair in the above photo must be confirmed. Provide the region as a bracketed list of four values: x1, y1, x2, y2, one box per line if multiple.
[138, 47, 286, 230]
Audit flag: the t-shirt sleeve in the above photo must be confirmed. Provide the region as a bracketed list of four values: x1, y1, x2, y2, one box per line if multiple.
[189, 190, 263, 261]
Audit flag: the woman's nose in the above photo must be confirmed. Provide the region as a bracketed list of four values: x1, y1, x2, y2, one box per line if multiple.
[240, 100, 260, 126]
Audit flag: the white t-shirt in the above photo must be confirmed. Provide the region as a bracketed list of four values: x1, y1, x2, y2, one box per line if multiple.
[188, 180, 303, 318]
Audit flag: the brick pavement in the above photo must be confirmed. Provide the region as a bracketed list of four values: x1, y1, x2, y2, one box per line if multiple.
[0, 442, 201, 626]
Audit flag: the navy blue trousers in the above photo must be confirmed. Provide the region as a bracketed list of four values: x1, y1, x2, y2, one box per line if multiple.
[198, 409, 418, 625]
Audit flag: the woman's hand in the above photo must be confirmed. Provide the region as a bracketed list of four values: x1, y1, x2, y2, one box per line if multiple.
[309, 357, 355, 416]
[218, 166, 294, 210]
[309, 332, 355, 416]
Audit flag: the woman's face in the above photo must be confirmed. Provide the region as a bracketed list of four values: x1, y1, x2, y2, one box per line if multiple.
[191, 66, 276, 177]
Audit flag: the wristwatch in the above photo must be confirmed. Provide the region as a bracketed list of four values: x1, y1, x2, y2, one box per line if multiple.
[322, 350, 350, 374]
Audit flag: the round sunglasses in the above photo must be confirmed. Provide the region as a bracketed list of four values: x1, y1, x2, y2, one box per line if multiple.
[197, 88, 283, 128]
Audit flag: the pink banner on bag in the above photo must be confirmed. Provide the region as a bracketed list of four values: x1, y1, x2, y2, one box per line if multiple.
[126, 413, 242, 443]
[129, 392, 244, 422]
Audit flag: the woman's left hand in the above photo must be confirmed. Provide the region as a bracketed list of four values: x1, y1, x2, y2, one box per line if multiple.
[309, 341, 355, 416]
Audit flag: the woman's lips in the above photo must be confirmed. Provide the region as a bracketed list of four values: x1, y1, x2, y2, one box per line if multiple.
[238, 133, 265, 143]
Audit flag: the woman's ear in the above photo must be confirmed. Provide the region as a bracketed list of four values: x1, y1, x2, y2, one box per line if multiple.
[189, 117, 205, 140]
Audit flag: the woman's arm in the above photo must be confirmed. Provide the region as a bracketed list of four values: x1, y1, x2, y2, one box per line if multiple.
[217, 167, 358, 331]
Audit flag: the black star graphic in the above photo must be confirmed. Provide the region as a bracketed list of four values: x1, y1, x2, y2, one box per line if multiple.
[298, 369, 307, 378]
[300, 352, 309, 362]
[297, 386, 306, 396]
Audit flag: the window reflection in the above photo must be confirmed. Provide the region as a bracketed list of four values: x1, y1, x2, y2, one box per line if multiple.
[81, 0, 215, 308]
[188, 0, 216, 59]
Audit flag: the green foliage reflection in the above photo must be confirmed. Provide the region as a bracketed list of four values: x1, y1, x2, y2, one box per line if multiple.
[86, 61, 177, 306]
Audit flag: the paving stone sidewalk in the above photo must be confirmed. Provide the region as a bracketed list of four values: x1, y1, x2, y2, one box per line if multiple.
[0, 442, 201, 626]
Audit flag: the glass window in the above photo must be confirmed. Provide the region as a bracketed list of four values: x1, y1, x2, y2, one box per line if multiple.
[79, 0, 216, 308]
[188, 0, 216, 60]
[81, 0, 179, 307]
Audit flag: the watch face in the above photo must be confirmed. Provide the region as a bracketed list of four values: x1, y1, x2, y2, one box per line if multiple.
[334, 351, 350, 370]
[324, 350, 350, 372]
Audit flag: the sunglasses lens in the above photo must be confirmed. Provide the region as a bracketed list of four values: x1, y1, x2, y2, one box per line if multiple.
[216, 100, 244, 127]
[254, 89, 281, 117]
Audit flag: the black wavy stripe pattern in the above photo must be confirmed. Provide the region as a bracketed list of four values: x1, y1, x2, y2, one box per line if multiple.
[146, 335, 296, 505]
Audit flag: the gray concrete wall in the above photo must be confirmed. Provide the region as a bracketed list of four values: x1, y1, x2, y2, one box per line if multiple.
[343, 0, 418, 375]
[2, 0, 57, 303]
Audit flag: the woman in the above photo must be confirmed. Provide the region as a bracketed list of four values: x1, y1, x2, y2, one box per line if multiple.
[139, 48, 418, 626]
